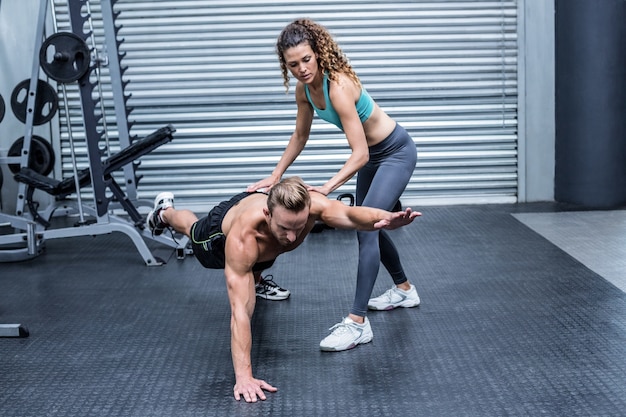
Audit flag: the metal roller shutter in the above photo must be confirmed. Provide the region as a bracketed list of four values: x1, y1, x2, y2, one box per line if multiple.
[52, 0, 518, 209]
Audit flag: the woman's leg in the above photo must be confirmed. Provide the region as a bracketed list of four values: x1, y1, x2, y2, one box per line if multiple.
[350, 134, 417, 317]
[379, 230, 408, 286]
[320, 125, 417, 351]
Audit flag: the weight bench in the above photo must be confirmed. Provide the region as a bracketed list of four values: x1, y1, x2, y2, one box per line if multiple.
[15, 124, 176, 228]
[0, 124, 188, 266]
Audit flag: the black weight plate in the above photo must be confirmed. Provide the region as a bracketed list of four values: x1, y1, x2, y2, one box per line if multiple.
[8, 135, 55, 176]
[40, 32, 91, 83]
[10, 79, 59, 125]
[0, 93, 5, 123]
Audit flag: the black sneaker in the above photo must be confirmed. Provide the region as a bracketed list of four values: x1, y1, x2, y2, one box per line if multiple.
[146, 192, 174, 236]
[255, 275, 290, 300]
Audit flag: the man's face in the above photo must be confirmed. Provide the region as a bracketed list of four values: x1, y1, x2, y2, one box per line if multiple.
[266, 205, 310, 246]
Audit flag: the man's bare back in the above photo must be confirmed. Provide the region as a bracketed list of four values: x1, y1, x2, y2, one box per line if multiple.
[222, 192, 317, 266]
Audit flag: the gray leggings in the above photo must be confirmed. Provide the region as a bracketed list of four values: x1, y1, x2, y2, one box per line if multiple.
[351, 123, 417, 317]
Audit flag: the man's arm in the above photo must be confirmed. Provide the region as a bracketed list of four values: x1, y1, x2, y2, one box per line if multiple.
[224, 230, 277, 402]
[311, 193, 421, 231]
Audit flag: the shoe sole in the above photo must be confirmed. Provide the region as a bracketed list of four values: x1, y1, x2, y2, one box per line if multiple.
[368, 299, 420, 311]
[320, 335, 373, 352]
[256, 293, 290, 301]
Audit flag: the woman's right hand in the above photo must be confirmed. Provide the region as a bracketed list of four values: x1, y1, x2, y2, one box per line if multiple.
[247, 175, 280, 192]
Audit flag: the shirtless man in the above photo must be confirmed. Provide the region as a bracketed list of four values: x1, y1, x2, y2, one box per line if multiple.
[146, 176, 420, 403]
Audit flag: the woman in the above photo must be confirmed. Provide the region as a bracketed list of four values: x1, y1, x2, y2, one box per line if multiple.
[248, 19, 420, 352]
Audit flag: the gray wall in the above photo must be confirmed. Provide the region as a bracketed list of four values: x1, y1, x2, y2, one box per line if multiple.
[518, 0, 556, 203]
[554, 0, 626, 208]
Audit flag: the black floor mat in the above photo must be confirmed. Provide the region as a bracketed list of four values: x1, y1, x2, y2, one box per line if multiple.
[1, 204, 625, 416]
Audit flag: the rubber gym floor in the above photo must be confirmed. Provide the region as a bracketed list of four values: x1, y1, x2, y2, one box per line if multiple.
[1, 203, 625, 417]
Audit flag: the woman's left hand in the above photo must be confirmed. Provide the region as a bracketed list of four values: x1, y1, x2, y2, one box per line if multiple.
[306, 184, 330, 196]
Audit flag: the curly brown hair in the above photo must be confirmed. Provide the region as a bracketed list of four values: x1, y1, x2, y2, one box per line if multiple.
[276, 19, 361, 92]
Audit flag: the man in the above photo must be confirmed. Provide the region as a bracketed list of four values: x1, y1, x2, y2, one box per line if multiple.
[146, 176, 420, 403]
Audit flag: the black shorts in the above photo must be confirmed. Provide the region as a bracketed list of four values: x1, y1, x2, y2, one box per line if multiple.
[190, 192, 275, 272]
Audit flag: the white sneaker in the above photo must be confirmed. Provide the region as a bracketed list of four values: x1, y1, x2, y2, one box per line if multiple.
[146, 192, 174, 236]
[368, 284, 421, 311]
[319, 317, 373, 352]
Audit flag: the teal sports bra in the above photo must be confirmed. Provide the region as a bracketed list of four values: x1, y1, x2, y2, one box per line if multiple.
[304, 73, 374, 131]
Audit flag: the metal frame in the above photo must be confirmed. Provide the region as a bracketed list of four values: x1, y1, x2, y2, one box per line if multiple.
[0, 0, 49, 214]
[0, 0, 188, 266]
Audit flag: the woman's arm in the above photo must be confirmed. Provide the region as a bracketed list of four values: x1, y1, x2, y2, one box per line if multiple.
[247, 83, 314, 192]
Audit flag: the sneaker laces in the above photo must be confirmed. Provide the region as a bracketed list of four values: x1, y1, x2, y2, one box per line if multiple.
[258, 274, 279, 290]
[149, 219, 175, 240]
[328, 318, 354, 335]
[165, 226, 178, 244]
[377, 287, 397, 302]
[256, 274, 280, 291]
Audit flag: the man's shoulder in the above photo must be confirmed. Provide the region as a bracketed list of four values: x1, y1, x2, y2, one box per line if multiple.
[230, 192, 266, 212]
[223, 193, 267, 233]
[308, 192, 331, 216]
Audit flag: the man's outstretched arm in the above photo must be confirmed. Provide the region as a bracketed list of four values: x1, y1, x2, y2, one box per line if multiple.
[312, 194, 421, 231]
[371, 207, 420, 229]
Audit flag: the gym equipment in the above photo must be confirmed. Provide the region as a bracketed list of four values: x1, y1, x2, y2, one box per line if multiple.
[39, 32, 90, 83]
[84, 0, 113, 160]
[0, 324, 29, 338]
[14, 125, 176, 228]
[337, 193, 355, 207]
[7, 135, 55, 175]
[47, 3, 92, 225]
[4, 0, 52, 220]
[10, 78, 58, 125]
[96, 0, 140, 200]
[0, 0, 188, 265]
[3, 125, 186, 265]
[0, 93, 5, 123]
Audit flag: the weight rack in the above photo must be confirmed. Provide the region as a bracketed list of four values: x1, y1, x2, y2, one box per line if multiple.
[0, 0, 189, 266]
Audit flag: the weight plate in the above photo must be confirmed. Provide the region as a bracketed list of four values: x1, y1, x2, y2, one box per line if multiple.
[0, 93, 5, 123]
[40, 32, 91, 83]
[8, 136, 55, 176]
[10, 79, 59, 125]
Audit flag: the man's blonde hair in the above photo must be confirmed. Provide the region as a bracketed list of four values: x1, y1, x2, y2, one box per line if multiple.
[267, 177, 311, 214]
